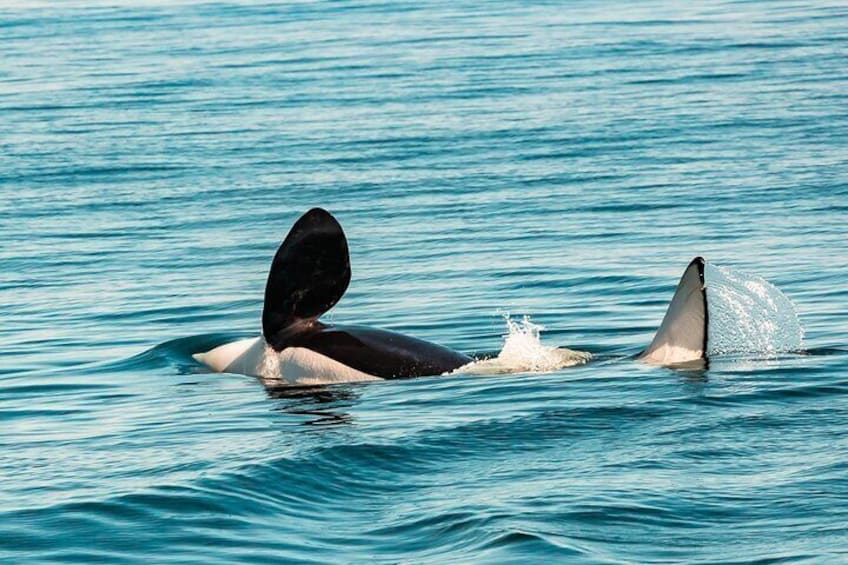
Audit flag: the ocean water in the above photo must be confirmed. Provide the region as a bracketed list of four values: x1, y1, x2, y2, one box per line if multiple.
[2, 0, 848, 562]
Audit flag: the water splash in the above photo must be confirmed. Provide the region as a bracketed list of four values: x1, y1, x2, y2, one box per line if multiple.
[454, 315, 591, 375]
[705, 262, 804, 357]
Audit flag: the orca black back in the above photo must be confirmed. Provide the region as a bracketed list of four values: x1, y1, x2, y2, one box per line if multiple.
[284, 324, 472, 379]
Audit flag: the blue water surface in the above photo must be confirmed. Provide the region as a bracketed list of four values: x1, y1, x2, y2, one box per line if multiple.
[2, 1, 848, 563]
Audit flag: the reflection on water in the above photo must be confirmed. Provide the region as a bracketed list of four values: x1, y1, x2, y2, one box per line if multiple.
[267, 384, 359, 426]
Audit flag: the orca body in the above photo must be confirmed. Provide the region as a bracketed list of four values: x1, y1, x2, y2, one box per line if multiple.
[194, 208, 798, 383]
[194, 208, 472, 383]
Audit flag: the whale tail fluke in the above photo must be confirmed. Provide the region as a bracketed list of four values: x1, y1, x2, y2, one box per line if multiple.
[639, 257, 708, 366]
[262, 208, 351, 350]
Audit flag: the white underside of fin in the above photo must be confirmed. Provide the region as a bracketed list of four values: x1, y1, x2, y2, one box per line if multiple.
[193, 337, 383, 385]
[640, 259, 707, 366]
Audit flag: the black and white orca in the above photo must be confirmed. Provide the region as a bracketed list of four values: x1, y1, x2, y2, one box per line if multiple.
[194, 208, 473, 384]
[195, 208, 792, 384]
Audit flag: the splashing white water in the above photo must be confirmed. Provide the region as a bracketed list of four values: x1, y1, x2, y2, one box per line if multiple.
[453, 315, 591, 375]
[705, 262, 803, 356]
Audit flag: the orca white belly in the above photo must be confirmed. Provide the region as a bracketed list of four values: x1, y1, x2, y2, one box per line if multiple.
[194, 337, 383, 386]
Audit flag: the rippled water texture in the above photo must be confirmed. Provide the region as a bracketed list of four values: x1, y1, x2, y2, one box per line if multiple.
[2, 1, 847, 563]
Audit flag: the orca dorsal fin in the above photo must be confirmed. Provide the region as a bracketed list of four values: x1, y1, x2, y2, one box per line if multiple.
[262, 208, 351, 350]
[639, 257, 708, 366]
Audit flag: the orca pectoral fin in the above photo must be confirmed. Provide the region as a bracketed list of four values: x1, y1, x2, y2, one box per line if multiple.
[639, 257, 707, 366]
[262, 208, 351, 350]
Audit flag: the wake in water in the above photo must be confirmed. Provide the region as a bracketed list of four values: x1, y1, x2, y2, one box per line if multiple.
[453, 315, 591, 376]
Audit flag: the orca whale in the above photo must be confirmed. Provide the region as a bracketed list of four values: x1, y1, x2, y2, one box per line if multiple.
[194, 208, 800, 383]
[193, 208, 473, 384]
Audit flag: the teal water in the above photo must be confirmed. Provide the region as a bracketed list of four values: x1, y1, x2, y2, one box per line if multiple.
[2, 1, 848, 562]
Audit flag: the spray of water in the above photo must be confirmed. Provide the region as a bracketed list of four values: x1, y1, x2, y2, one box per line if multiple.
[705, 262, 804, 356]
[453, 315, 591, 375]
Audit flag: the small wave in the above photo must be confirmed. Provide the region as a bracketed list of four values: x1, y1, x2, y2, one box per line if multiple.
[454, 315, 591, 376]
[120, 333, 245, 375]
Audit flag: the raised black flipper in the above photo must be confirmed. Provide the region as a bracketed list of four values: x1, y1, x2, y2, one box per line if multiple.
[262, 208, 351, 350]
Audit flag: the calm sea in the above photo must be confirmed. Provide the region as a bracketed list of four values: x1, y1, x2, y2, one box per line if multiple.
[2, 1, 847, 562]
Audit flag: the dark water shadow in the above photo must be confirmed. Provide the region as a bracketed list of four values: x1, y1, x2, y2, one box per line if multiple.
[676, 370, 710, 395]
[265, 383, 361, 427]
